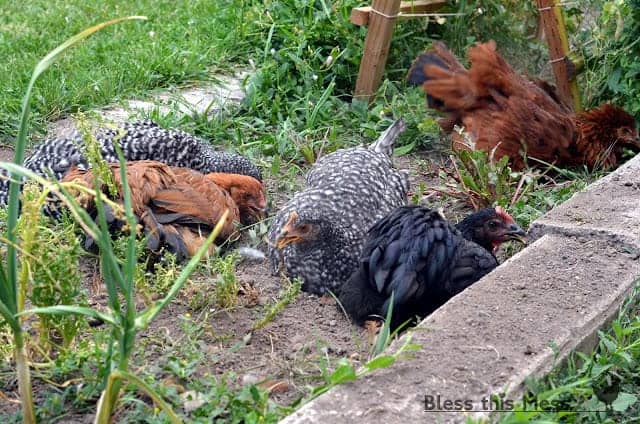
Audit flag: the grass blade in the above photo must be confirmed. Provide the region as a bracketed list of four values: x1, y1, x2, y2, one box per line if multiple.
[110, 370, 182, 424]
[18, 305, 117, 327]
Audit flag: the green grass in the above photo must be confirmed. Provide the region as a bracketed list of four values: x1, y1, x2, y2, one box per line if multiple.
[0, 0, 252, 141]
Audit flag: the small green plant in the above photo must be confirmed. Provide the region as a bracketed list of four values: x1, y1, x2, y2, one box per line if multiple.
[17, 185, 86, 352]
[447, 145, 538, 210]
[212, 251, 241, 309]
[506, 180, 586, 228]
[253, 277, 302, 331]
[298, 330, 420, 406]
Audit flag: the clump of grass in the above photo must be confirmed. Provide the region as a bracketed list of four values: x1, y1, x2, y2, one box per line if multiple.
[212, 251, 241, 309]
[0, 0, 253, 140]
[253, 277, 302, 331]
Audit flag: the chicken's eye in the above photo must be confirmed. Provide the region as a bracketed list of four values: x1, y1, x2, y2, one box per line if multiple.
[487, 220, 498, 229]
[297, 224, 312, 234]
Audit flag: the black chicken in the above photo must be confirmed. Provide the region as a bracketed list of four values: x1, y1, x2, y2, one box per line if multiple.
[0, 120, 261, 207]
[339, 205, 526, 329]
[268, 120, 409, 295]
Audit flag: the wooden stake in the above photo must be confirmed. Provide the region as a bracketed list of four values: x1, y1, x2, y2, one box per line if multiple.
[354, 0, 402, 102]
[536, 0, 582, 111]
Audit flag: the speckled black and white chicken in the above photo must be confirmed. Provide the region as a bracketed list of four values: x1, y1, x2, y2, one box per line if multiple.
[268, 119, 410, 295]
[0, 119, 261, 206]
[339, 205, 526, 329]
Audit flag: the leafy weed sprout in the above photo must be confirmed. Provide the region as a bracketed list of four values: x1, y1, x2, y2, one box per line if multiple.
[17, 184, 86, 353]
[212, 251, 241, 309]
[253, 276, 302, 331]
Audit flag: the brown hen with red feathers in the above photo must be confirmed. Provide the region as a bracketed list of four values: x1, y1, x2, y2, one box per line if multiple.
[408, 41, 639, 170]
[62, 160, 266, 258]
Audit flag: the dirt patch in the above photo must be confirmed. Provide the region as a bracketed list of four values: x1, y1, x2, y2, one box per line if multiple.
[139, 257, 372, 400]
[0, 146, 14, 162]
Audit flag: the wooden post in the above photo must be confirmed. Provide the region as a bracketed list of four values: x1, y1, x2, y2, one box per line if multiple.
[536, 0, 582, 111]
[353, 0, 402, 101]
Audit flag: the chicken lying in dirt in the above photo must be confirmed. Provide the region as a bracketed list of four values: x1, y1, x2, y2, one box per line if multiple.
[62, 160, 266, 259]
[339, 205, 526, 330]
[268, 120, 409, 295]
[408, 40, 640, 170]
[1, 120, 262, 213]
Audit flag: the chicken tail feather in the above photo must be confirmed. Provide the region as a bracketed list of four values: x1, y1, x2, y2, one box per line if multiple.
[408, 41, 468, 110]
[370, 119, 406, 156]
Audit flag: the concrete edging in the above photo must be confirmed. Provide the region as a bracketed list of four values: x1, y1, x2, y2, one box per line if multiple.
[281, 155, 640, 423]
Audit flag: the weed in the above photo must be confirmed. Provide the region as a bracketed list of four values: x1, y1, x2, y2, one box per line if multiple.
[74, 112, 119, 197]
[178, 378, 288, 423]
[295, 331, 421, 408]
[445, 144, 538, 210]
[17, 185, 87, 352]
[253, 277, 302, 331]
[506, 180, 587, 228]
[211, 251, 241, 309]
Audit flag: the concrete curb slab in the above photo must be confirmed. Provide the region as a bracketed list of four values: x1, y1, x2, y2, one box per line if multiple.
[530, 155, 640, 246]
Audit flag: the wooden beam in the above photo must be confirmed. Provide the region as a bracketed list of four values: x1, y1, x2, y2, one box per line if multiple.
[350, 0, 447, 26]
[353, 0, 402, 101]
[536, 0, 582, 111]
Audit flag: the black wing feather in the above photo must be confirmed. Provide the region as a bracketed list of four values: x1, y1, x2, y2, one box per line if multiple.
[340, 205, 499, 329]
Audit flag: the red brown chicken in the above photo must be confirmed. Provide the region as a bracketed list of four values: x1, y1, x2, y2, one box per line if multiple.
[408, 40, 639, 170]
[62, 160, 266, 258]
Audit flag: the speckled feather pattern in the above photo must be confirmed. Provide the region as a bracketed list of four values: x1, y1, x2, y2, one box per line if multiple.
[0, 120, 261, 206]
[267, 120, 410, 294]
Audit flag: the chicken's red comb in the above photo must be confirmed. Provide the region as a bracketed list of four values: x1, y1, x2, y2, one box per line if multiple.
[494, 206, 515, 224]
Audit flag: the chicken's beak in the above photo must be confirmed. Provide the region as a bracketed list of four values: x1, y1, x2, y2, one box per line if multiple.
[249, 205, 268, 220]
[251, 195, 269, 220]
[504, 223, 527, 244]
[275, 211, 301, 249]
